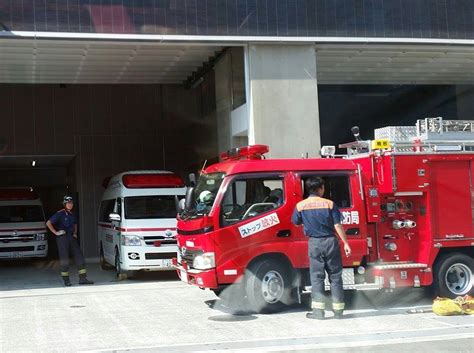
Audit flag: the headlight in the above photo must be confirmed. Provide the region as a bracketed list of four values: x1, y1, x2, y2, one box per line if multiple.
[192, 252, 215, 270]
[121, 235, 142, 246]
[35, 233, 46, 241]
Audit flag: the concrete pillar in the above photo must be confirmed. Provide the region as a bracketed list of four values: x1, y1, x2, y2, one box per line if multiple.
[247, 44, 321, 159]
[214, 51, 233, 152]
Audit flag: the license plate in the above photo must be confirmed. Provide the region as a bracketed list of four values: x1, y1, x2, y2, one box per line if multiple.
[10, 252, 20, 258]
[180, 270, 188, 283]
[161, 259, 172, 267]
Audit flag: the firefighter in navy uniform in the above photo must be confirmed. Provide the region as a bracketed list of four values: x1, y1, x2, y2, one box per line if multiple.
[46, 196, 94, 286]
[292, 177, 351, 320]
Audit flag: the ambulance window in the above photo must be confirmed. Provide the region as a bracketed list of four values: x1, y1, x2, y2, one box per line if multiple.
[302, 175, 351, 208]
[99, 199, 116, 222]
[124, 196, 177, 219]
[221, 175, 284, 227]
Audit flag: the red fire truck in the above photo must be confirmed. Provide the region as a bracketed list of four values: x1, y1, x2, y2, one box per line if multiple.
[175, 118, 474, 312]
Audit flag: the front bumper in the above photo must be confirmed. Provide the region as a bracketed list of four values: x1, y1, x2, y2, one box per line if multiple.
[120, 245, 176, 271]
[174, 262, 218, 288]
[0, 241, 48, 259]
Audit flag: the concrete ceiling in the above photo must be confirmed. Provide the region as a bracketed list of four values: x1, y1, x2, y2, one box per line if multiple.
[315, 44, 474, 85]
[0, 38, 473, 85]
[0, 38, 222, 84]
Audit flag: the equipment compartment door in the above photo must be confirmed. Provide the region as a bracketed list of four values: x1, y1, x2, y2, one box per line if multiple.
[430, 160, 473, 240]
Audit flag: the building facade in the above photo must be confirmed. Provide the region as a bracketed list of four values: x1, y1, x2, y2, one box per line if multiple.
[0, 1, 473, 257]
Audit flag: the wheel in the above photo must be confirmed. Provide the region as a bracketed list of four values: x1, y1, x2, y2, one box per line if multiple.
[434, 253, 474, 298]
[115, 249, 126, 279]
[244, 258, 295, 313]
[99, 244, 112, 270]
[212, 288, 222, 298]
[114, 249, 136, 279]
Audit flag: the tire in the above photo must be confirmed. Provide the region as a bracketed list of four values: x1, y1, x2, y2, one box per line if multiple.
[115, 249, 136, 279]
[212, 288, 223, 298]
[99, 244, 112, 270]
[434, 253, 474, 298]
[244, 258, 295, 313]
[115, 249, 126, 279]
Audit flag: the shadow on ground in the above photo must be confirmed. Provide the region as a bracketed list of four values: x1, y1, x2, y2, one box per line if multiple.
[0, 259, 180, 291]
[205, 287, 434, 319]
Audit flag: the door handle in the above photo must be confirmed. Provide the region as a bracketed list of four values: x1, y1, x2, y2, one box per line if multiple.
[277, 229, 291, 238]
[346, 228, 360, 235]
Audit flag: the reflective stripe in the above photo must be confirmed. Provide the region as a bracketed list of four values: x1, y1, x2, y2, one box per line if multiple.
[312, 301, 325, 310]
[333, 302, 345, 310]
[78, 269, 87, 275]
[61, 272, 69, 277]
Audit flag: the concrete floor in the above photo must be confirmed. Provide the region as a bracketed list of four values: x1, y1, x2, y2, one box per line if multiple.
[0, 260, 473, 352]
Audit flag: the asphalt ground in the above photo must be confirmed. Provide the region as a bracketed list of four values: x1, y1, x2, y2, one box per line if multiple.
[0, 260, 473, 353]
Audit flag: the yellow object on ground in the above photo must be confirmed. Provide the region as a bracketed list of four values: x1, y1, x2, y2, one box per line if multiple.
[432, 296, 474, 316]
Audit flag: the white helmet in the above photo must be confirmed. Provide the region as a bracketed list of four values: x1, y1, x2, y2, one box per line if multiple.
[198, 190, 213, 204]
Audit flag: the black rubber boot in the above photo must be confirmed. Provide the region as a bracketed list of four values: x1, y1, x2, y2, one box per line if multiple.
[63, 277, 72, 287]
[306, 309, 325, 320]
[333, 310, 344, 319]
[79, 274, 94, 285]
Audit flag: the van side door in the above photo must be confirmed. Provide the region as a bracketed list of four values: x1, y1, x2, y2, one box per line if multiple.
[99, 199, 117, 263]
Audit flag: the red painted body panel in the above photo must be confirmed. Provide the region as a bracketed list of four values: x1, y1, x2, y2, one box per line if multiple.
[430, 160, 473, 240]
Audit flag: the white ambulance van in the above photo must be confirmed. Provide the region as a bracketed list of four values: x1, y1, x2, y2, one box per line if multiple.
[98, 171, 186, 277]
[0, 188, 48, 259]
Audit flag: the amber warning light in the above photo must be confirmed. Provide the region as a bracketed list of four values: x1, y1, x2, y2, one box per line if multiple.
[220, 145, 269, 161]
[122, 174, 185, 188]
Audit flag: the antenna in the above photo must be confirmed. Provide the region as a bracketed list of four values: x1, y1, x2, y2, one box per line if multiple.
[200, 160, 208, 176]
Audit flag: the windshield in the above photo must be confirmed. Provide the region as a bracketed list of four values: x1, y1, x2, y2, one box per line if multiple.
[0, 205, 45, 223]
[124, 196, 178, 220]
[192, 172, 225, 215]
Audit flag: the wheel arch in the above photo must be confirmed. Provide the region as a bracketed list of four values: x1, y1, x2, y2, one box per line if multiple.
[246, 252, 294, 272]
[433, 247, 474, 269]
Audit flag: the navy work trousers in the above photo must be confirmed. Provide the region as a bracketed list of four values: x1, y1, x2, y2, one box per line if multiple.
[56, 234, 86, 276]
[308, 236, 344, 307]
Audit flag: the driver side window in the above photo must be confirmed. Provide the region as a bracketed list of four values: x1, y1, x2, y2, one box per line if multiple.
[220, 175, 284, 227]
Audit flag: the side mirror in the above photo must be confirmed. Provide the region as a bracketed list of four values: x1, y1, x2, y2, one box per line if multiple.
[188, 173, 196, 186]
[109, 213, 121, 222]
[184, 187, 195, 212]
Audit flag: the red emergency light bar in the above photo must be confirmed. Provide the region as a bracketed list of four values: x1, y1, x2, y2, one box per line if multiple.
[122, 174, 185, 189]
[0, 188, 38, 201]
[220, 145, 269, 161]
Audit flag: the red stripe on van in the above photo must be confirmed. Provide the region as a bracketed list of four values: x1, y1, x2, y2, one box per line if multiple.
[0, 228, 46, 233]
[118, 227, 176, 232]
[97, 223, 176, 232]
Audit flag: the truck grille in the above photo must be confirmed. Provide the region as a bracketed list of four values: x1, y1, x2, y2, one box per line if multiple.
[143, 235, 176, 246]
[0, 246, 35, 252]
[0, 234, 35, 242]
[144, 252, 176, 260]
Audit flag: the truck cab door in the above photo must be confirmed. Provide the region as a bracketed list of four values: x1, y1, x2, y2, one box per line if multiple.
[211, 172, 293, 282]
[297, 172, 369, 267]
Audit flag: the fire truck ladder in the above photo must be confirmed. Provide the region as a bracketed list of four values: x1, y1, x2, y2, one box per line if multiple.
[341, 118, 474, 156]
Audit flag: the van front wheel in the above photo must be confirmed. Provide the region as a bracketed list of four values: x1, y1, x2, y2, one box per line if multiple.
[245, 259, 294, 313]
[100, 244, 112, 270]
[114, 249, 134, 280]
